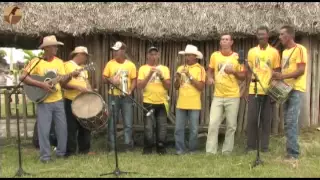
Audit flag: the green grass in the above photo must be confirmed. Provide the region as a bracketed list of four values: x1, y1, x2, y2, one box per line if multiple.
[1, 128, 320, 178]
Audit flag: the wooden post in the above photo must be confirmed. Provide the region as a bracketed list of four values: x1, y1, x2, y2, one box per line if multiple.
[4, 90, 11, 138]
[271, 103, 279, 135]
[310, 49, 319, 126]
[236, 98, 246, 136]
[279, 104, 284, 134]
[299, 37, 311, 128]
[0, 90, 2, 118]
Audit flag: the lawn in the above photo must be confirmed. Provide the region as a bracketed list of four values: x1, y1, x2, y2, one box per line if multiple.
[1, 128, 320, 178]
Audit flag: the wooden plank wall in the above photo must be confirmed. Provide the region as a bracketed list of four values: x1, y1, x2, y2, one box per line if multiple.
[55, 34, 320, 135]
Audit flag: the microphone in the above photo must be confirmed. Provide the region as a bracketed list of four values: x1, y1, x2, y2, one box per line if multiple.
[146, 109, 154, 117]
[238, 50, 245, 65]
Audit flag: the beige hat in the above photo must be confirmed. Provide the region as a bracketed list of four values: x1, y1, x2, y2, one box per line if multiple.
[70, 46, 91, 56]
[178, 44, 203, 59]
[111, 41, 127, 51]
[39, 35, 64, 49]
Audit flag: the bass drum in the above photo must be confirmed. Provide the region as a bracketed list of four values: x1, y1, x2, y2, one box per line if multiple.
[71, 91, 108, 131]
[32, 120, 57, 149]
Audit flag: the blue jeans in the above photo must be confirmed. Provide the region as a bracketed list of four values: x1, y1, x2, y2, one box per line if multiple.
[283, 90, 303, 159]
[107, 95, 134, 150]
[175, 109, 200, 153]
[37, 100, 67, 161]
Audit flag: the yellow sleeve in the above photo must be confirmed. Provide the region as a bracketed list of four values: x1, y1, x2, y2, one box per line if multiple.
[130, 63, 137, 79]
[163, 66, 170, 80]
[233, 53, 243, 72]
[137, 66, 145, 80]
[296, 46, 307, 64]
[102, 62, 110, 77]
[272, 49, 281, 69]
[58, 60, 66, 75]
[197, 66, 206, 82]
[208, 53, 215, 69]
[177, 66, 183, 73]
[247, 49, 255, 69]
[64, 62, 73, 74]
[23, 58, 40, 75]
[85, 71, 89, 79]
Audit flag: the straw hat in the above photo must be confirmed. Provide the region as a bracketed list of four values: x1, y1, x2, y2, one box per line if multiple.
[178, 44, 203, 59]
[70, 46, 91, 56]
[39, 35, 64, 49]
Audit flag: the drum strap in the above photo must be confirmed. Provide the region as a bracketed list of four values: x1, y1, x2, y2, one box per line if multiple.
[281, 47, 297, 70]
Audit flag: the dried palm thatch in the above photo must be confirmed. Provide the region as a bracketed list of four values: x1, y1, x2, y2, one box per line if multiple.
[0, 2, 319, 40]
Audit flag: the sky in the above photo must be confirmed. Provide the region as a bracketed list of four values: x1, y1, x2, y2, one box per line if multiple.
[0, 47, 42, 64]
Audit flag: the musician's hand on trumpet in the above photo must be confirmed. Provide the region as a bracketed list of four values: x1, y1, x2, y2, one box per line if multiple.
[72, 70, 81, 78]
[181, 68, 190, 78]
[224, 65, 235, 75]
[175, 72, 182, 81]
[206, 77, 214, 85]
[111, 74, 121, 85]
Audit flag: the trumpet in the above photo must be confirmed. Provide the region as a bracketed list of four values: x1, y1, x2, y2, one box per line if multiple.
[148, 65, 161, 84]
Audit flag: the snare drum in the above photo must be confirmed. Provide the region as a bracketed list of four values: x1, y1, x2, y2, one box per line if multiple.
[267, 80, 293, 104]
[71, 91, 108, 131]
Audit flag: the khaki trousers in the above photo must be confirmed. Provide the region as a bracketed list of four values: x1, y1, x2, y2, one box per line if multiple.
[206, 97, 240, 154]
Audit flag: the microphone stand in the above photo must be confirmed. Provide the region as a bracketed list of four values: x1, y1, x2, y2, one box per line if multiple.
[9, 58, 42, 177]
[100, 80, 153, 177]
[243, 60, 268, 168]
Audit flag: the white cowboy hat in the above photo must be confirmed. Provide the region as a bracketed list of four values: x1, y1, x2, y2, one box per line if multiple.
[39, 35, 64, 49]
[111, 41, 126, 51]
[178, 44, 203, 59]
[70, 46, 91, 56]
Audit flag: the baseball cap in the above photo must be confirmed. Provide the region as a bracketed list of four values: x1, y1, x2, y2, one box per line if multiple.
[111, 41, 126, 51]
[148, 46, 159, 53]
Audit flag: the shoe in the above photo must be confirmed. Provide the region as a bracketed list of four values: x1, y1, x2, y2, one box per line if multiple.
[142, 147, 152, 155]
[175, 151, 184, 155]
[56, 155, 68, 159]
[40, 159, 53, 164]
[87, 152, 96, 155]
[188, 151, 197, 155]
[108, 150, 115, 155]
[283, 155, 299, 168]
[261, 149, 269, 153]
[245, 147, 256, 154]
[222, 151, 232, 156]
[156, 148, 167, 155]
[125, 145, 134, 152]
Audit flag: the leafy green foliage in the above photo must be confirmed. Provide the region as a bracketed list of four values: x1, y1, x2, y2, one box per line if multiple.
[0, 49, 8, 65]
[23, 50, 44, 66]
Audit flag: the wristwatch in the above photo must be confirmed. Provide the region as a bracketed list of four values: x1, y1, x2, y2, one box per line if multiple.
[189, 76, 193, 81]
[160, 76, 165, 81]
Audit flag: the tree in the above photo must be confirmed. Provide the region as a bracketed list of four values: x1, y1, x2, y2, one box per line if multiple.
[23, 50, 43, 66]
[0, 49, 8, 66]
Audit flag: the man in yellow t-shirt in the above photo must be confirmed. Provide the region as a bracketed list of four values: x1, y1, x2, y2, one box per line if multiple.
[21, 35, 79, 163]
[102, 41, 137, 152]
[174, 44, 206, 155]
[137, 47, 170, 155]
[206, 34, 246, 155]
[273, 25, 308, 163]
[245, 26, 281, 153]
[63, 46, 93, 156]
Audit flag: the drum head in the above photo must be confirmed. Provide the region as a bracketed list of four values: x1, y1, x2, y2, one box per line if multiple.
[72, 92, 104, 119]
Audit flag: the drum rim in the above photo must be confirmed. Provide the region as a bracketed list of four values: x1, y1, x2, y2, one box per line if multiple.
[71, 91, 106, 119]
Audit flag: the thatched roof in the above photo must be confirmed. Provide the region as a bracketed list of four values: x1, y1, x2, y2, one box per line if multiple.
[0, 2, 320, 41]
